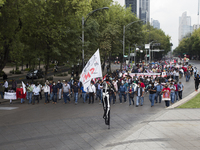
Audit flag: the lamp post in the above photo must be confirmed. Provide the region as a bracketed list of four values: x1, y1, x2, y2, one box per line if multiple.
[149, 40, 156, 63]
[82, 7, 109, 68]
[123, 20, 144, 67]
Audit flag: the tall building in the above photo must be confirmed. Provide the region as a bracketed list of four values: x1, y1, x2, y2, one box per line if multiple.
[139, 0, 150, 24]
[151, 19, 160, 29]
[125, 0, 150, 24]
[193, 24, 200, 30]
[178, 12, 193, 43]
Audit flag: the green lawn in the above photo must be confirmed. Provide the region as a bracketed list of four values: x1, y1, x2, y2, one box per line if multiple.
[178, 93, 200, 108]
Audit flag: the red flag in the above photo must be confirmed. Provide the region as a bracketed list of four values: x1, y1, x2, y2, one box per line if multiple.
[103, 74, 107, 80]
[165, 61, 167, 65]
[174, 59, 176, 63]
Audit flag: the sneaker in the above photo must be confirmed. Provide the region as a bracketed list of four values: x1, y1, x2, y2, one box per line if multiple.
[136, 105, 138, 107]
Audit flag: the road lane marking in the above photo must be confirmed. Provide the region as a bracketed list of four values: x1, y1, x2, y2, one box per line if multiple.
[0, 107, 18, 110]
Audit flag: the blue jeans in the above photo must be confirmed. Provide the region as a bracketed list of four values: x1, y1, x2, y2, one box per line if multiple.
[96, 90, 101, 100]
[0, 91, 3, 99]
[28, 92, 33, 104]
[33, 95, 39, 104]
[63, 92, 70, 103]
[156, 91, 162, 103]
[175, 91, 179, 101]
[186, 75, 190, 82]
[21, 98, 24, 103]
[149, 93, 155, 106]
[136, 96, 144, 106]
[119, 92, 126, 103]
[52, 93, 57, 102]
[128, 93, 134, 105]
[26, 91, 29, 100]
[50, 92, 53, 100]
[74, 92, 78, 103]
[82, 93, 86, 103]
[44, 92, 49, 103]
[109, 93, 116, 104]
[171, 92, 175, 103]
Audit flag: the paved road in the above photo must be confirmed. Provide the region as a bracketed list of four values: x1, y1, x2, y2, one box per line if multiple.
[0, 60, 199, 150]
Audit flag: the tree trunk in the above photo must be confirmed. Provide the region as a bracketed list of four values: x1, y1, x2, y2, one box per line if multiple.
[21, 59, 23, 71]
[0, 41, 11, 72]
[39, 59, 40, 70]
[44, 47, 50, 81]
[109, 52, 111, 74]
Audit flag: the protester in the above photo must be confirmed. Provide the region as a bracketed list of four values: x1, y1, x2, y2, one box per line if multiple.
[161, 84, 171, 107]
[119, 82, 127, 104]
[135, 83, 144, 107]
[0, 83, 4, 100]
[62, 81, 71, 104]
[155, 82, 163, 103]
[148, 83, 157, 107]
[27, 83, 34, 104]
[43, 82, 50, 104]
[128, 84, 134, 106]
[3, 79, 8, 92]
[51, 82, 59, 104]
[178, 81, 184, 99]
[12, 79, 17, 92]
[57, 80, 63, 100]
[194, 74, 200, 91]
[88, 81, 96, 104]
[72, 81, 79, 104]
[33, 83, 40, 104]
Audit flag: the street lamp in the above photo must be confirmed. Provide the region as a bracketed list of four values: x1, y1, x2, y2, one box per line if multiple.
[82, 7, 109, 68]
[123, 20, 144, 68]
[149, 40, 157, 63]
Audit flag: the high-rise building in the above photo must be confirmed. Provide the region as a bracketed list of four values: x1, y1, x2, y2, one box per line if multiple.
[125, 0, 150, 24]
[139, 0, 150, 24]
[151, 19, 160, 29]
[193, 24, 200, 30]
[178, 12, 193, 43]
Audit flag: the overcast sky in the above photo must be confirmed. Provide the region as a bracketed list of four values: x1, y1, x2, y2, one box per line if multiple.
[113, 0, 200, 49]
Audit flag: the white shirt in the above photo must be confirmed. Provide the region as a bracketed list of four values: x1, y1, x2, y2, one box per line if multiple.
[42, 85, 50, 94]
[33, 86, 40, 95]
[88, 84, 96, 93]
[3, 81, 8, 88]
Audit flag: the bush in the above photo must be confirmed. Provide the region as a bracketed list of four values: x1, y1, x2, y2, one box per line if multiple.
[49, 64, 54, 68]
[47, 77, 53, 81]
[0, 71, 5, 77]
[10, 69, 14, 74]
[56, 73, 68, 76]
[15, 70, 22, 74]
[24, 68, 30, 72]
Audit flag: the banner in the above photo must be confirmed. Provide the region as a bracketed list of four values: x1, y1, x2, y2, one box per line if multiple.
[4, 92, 17, 100]
[123, 73, 167, 78]
[22, 81, 26, 94]
[80, 49, 102, 91]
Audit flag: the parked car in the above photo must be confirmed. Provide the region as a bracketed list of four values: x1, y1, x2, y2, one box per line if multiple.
[26, 70, 44, 79]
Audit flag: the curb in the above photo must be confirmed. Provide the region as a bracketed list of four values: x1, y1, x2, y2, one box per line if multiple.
[166, 89, 200, 109]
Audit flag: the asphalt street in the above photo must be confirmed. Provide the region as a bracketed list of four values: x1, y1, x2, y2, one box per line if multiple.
[0, 60, 199, 150]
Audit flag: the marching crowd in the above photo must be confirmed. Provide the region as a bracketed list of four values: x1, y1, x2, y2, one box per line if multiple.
[0, 59, 199, 108]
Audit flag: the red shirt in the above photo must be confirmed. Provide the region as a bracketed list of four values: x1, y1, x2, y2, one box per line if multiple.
[162, 88, 171, 93]
[140, 82, 145, 88]
[16, 88, 26, 99]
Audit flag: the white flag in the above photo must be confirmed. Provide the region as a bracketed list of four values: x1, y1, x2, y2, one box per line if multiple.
[80, 49, 102, 91]
[22, 81, 26, 94]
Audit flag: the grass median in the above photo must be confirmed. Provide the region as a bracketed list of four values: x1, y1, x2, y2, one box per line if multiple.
[178, 93, 200, 108]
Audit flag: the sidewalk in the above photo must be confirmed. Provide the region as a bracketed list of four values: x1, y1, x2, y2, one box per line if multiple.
[106, 90, 200, 150]
[108, 108, 200, 150]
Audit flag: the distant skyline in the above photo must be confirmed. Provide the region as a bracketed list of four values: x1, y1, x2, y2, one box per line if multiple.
[113, 0, 200, 49]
